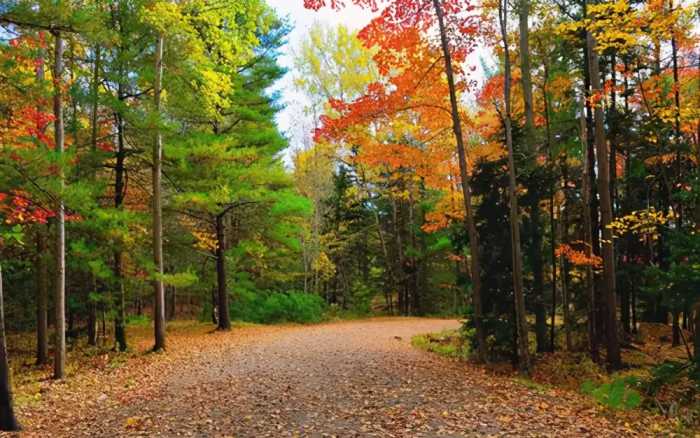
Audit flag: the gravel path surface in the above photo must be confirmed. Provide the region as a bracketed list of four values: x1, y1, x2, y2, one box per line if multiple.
[18, 318, 649, 437]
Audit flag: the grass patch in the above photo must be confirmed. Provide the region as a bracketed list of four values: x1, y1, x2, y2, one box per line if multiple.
[513, 377, 552, 394]
[411, 329, 469, 360]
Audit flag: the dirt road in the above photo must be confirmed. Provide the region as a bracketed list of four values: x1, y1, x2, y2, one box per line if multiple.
[17, 318, 646, 437]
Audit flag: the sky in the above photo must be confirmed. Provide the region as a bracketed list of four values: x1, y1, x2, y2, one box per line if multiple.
[265, 2, 492, 163]
[265, 1, 374, 158]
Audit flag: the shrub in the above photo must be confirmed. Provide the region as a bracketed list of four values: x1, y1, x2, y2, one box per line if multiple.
[126, 314, 151, 327]
[230, 290, 326, 324]
[581, 377, 642, 410]
[412, 329, 469, 359]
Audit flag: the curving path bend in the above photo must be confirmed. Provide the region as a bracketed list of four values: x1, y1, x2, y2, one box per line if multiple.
[19, 318, 648, 437]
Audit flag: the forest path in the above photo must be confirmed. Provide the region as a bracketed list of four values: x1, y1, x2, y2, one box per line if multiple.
[20, 318, 642, 437]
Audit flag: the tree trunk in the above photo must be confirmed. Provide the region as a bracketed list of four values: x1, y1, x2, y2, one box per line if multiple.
[519, 0, 546, 353]
[372, 207, 395, 314]
[672, 311, 681, 347]
[87, 46, 100, 348]
[0, 265, 20, 431]
[113, 251, 127, 351]
[670, 0, 682, 225]
[152, 34, 166, 351]
[581, 106, 598, 360]
[210, 286, 218, 325]
[114, 109, 127, 352]
[166, 286, 176, 321]
[543, 68, 557, 352]
[694, 303, 700, 363]
[35, 231, 49, 364]
[587, 31, 621, 370]
[408, 194, 420, 314]
[583, 25, 605, 352]
[621, 282, 631, 336]
[559, 158, 572, 351]
[52, 31, 66, 380]
[532, 208, 548, 353]
[215, 215, 231, 331]
[432, 0, 486, 362]
[391, 197, 406, 315]
[500, 0, 530, 373]
[87, 276, 97, 347]
[632, 286, 637, 334]
[34, 42, 50, 364]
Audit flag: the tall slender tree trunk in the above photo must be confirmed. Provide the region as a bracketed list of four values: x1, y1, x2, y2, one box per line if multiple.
[670, 0, 682, 224]
[374, 210, 395, 314]
[87, 46, 100, 348]
[210, 286, 218, 325]
[391, 197, 406, 315]
[587, 32, 621, 370]
[560, 203, 572, 351]
[581, 108, 597, 359]
[500, 0, 531, 373]
[152, 34, 166, 351]
[694, 303, 700, 362]
[621, 280, 631, 336]
[87, 277, 97, 347]
[52, 31, 66, 380]
[672, 311, 681, 347]
[519, 0, 546, 353]
[35, 232, 49, 363]
[432, 0, 486, 362]
[582, 24, 606, 347]
[34, 43, 50, 363]
[215, 214, 231, 330]
[113, 252, 127, 351]
[0, 265, 19, 431]
[408, 194, 420, 314]
[113, 108, 127, 351]
[357, 164, 396, 314]
[532, 208, 547, 352]
[543, 70, 557, 352]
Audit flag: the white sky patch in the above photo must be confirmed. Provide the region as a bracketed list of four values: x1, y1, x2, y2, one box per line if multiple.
[266, 2, 374, 160]
[266, 2, 492, 165]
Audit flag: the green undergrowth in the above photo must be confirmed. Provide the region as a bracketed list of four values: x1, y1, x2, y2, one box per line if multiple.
[411, 329, 469, 360]
[413, 327, 700, 432]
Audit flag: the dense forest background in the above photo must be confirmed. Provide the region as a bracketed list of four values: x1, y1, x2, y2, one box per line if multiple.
[0, 0, 699, 431]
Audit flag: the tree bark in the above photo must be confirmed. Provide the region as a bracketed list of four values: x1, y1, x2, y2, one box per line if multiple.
[672, 311, 681, 347]
[152, 34, 166, 351]
[581, 107, 597, 359]
[357, 162, 396, 315]
[52, 31, 66, 380]
[500, 0, 531, 373]
[694, 303, 700, 362]
[113, 251, 127, 351]
[0, 265, 20, 431]
[113, 107, 127, 352]
[587, 32, 621, 370]
[87, 276, 97, 347]
[543, 72, 557, 352]
[518, 0, 547, 353]
[391, 197, 407, 315]
[432, 0, 486, 362]
[34, 42, 50, 363]
[670, 0, 682, 224]
[87, 46, 100, 348]
[532, 208, 547, 352]
[215, 214, 231, 330]
[35, 231, 49, 364]
[210, 287, 218, 325]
